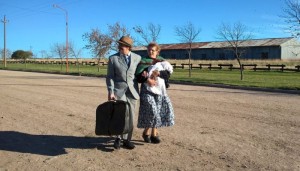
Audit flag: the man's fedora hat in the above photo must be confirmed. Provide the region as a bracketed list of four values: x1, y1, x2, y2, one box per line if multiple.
[117, 36, 133, 47]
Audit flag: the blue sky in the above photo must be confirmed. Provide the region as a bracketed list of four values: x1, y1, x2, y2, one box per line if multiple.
[0, 0, 291, 58]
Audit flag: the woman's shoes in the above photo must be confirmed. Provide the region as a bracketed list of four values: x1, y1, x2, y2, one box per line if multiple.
[150, 135, 161, 144]
[142, 131, 161, 144]
[142, 133, 151, 143]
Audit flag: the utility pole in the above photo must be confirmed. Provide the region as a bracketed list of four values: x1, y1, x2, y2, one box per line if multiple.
[1, 15, 8, 68]
[53, 4, 69, 73]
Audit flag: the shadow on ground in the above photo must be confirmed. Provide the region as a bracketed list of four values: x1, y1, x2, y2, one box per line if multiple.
[0, 131, 115, 156]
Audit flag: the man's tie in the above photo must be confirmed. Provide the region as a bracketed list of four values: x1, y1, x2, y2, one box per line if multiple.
[125, 55, 130, 67]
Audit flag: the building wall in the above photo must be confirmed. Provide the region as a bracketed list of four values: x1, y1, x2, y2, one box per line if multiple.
[280, 39, 300, 60]
[134, 51, 147, 57]
[133, 39, 300, 60]
[154, 46, 282, 60]
[245, 46, 281, 60]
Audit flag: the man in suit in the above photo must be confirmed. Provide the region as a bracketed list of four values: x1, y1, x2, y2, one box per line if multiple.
[106, 36, 141, 150]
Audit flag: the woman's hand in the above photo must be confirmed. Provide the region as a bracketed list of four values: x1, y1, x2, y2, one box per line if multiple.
[142, 71, 148, 77]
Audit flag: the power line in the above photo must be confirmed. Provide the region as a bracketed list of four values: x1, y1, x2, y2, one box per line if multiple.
[1, 1, 61, 20]
[1, 0, 81, 20]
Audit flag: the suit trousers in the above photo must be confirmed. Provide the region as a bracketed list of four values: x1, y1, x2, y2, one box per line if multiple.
[117, 90, 137, 141]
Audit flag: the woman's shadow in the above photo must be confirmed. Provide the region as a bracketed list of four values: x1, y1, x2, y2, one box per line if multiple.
[0, 131, 116, 156]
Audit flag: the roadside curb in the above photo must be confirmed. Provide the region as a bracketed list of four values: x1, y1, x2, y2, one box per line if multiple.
[169, 80, 300, 95]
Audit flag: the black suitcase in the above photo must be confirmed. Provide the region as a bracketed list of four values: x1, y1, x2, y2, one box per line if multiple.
[95, 100, 130, 136]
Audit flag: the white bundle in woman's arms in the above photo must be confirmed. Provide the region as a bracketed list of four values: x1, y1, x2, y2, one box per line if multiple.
[148, 61, 173, 76]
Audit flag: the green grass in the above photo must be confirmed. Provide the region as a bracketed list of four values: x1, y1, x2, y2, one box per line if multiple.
[172, 69, 300, 90]
[1, 63, 299, 90]
[0, 63, 108, 76]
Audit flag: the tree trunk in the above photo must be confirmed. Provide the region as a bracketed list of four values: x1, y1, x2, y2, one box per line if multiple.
[236, 58, 243, 80]
[24, 59, 27, 69]
[60, 58, 63, 72]
[240, 66, 243, 80]
[188, 56, 191, 77]
[188, 45, 192, 78]
[97, 58, 100, 72]
[77, 59, 80, 73]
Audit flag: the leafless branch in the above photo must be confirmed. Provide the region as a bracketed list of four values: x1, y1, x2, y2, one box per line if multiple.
[82, 28, 112, 59]
[281, 0, 300, 37]
[68, 41, 82, 59]
[108, 22, 130, 52]
[133, 23, 161, 45]
[174, 22, 201, 77]
[216, 21, 253, 80]
[51, 43, 66, 59]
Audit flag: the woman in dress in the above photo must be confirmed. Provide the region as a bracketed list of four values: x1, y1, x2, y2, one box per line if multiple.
[136, 42, 175, 144]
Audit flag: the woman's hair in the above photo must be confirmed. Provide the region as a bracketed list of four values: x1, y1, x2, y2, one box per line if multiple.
[147, 42, 161, 54]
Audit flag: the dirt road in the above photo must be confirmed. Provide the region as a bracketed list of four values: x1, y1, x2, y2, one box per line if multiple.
[0, 70, 299, 171]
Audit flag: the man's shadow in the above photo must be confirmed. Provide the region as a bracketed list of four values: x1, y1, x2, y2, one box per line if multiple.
[0, 131, 116, 156]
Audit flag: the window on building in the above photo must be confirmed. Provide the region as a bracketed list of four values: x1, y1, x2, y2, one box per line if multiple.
[261, 52, 268, 59]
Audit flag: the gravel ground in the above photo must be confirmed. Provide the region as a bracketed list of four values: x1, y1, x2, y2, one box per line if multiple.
[0, 70, 299, 171]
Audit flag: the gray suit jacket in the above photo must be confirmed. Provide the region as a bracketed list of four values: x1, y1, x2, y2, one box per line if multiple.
[106, 52, 141, 100]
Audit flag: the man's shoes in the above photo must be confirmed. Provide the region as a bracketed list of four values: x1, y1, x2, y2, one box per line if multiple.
[142, 133, 151, 143]
[113, 138, 121, 149]
[150, 136, 161, 144]
[123, 140, 135, 149]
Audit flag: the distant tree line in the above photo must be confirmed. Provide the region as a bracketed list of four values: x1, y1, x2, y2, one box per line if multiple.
[11, 50, 33, 61]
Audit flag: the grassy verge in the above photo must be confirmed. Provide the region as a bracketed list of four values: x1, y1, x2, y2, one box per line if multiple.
[172, 69, 300, 90]
[1, 63, 299, 90]
[0, 63, 108, 76]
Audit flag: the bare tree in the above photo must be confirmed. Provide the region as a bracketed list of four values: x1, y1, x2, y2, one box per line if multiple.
[69, 42, 82, 73]
[39, 50, 52, 62]
[175, 22, 201, 77]
[133, 23, 161, 45]
[83, 28, 112, 72]
[40, 50, 53, 69]
[51, 43, 66, 71]
[281, 0, 300, 38]
[40, 50, 47, 58]
[1, 48, 12, 59]
[216, 22, 253, 80]
[1, 48, 11, 68]
[108, 22, 130, 52]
